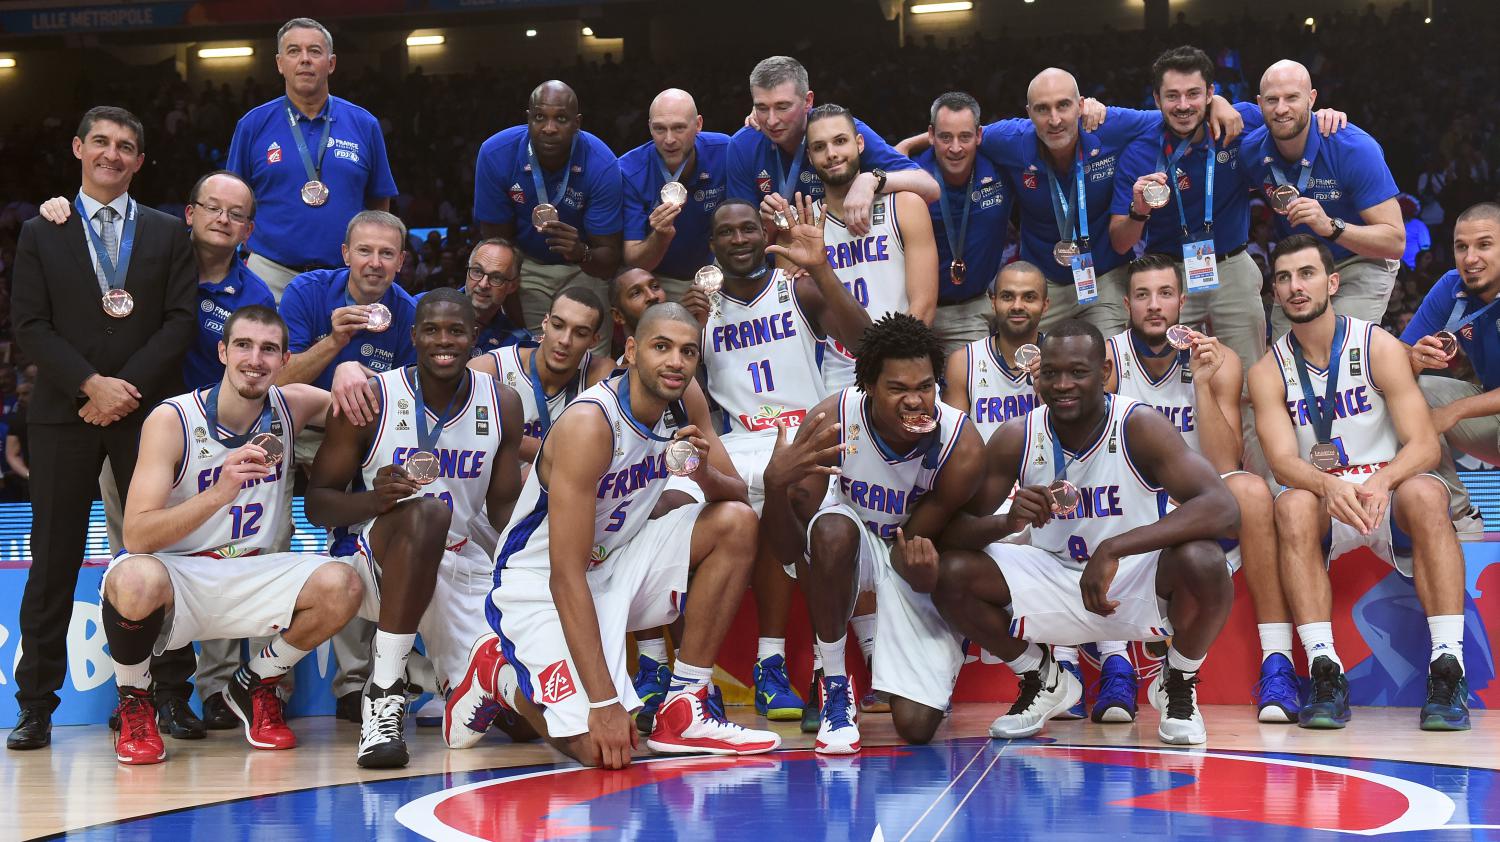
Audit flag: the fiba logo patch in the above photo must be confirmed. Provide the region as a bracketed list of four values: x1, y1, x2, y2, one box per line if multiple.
[200, 299, 215, 313]
[361, 343, 375, 357]
[538, 660, 577, 704]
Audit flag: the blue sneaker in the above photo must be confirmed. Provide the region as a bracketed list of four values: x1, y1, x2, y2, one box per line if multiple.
[754, 654, 805, 721]
[1090, 655, 1138, 723]
[1420, 654, 1470, 731]
[632, 654, 671, 734]
[1297, 656, 1352, 730]
[1253, 653, 1302, 723]
[1054, 659, 1086, 720]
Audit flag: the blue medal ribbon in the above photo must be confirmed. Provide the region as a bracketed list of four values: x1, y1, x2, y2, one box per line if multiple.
[617, 374, 688, 442]
[75, 194, 137, 293]
[1043, 138, 1089, 247]
[1048, 394, 1112, 483]
[775, 138, 807, 199]
[655, 148, 691, 206]
[1287, 315, 1347, 447]
[527, 135, 578, 209]
[284, 99, 332, 184]
[1267, 129, 1317, 195]
[1158, 130, 1216, 238]
[527, 348, 580, 436]
[409, 367, 471, 453]
[1443, 293, 1500, 335]
[937, 169, 974, 274]
[1129, 328, 1186, 364]
[203, 382, 279, 447]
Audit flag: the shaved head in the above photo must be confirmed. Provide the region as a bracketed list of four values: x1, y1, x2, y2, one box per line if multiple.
[529, 80, 579, 112]
[1257, 59, 1317, 143]
[649, 88, 698, 121]
[1259, 59, 1312, 94]
[1025, 68, 1083, 153]
[1027, 68, 1080, 106]
[637, 302, 700, 337]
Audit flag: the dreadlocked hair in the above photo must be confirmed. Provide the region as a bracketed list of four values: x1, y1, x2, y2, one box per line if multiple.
[854, 312, 944, 393]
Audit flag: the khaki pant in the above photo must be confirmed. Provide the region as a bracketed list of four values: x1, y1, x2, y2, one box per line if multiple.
[1417, 375, 1495, 518]
[519, 260, 611, 357]
[1039, 262, 1129, 337]
[245, 253, 305, 303]
[1270, 256, 1397, 341]
[1173, 249, 1268, 381]
[933, 295, 993, 357]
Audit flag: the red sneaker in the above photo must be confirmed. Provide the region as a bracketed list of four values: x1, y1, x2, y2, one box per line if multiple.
[444, 633, 510, 749]
[114, 687, 166, 765]
[226, 668, 297, 750]
[647, 685, 781, 756]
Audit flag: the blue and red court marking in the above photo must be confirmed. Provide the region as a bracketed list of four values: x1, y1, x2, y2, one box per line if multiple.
[51, 739, 1500, 840]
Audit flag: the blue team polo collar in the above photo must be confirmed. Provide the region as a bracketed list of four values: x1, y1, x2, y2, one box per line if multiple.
[519, 132, 582, 183]
[1024, 127, 1104, 177]
[199, 260, 248, 294]
[1265, 124, 1321, 171]
[287, 95, 337, 125]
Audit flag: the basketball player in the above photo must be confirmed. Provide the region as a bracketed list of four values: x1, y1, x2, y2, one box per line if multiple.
[1107, 254, 1295, 722]
[103, 306, 357, 764]
[942, 261, 1048, 439]
[763, 313, 986, 752]
[469, 286, 615, 462]
[1249, 234, 1469, 731]
[445, 304, 780, 768]
[305, 289, 525, 767]
[801, 104, 938, 391]
[936, 319, 1237, 746]
[610, 267, 668, 338]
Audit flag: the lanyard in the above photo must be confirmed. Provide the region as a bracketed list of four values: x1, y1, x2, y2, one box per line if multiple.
[75, 194, 137, 292]
[410, 367, 470, 452]
[1048, 395, 1113, 482]
[284, 99, 332, 183]
[656, 148, 691, 198]
[203, 383, 278, 447]
[1129, 328, 1186, 365]
[1444, 294, 1500, 334]
[617, 374, 687, 441]
[937, 168, 975, 265]
[1158, 132, 1216, 237]
[776, 138, 807, 198]
[527, 135, 578, 207]
[1044, 139, 1088, 244]
[1267, 132, 1315, 195]
[1288, 316, 1348, 445]
[527, 347, 580, 436]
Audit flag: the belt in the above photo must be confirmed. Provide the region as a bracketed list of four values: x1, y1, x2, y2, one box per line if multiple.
[1159, 244, 1247, 265]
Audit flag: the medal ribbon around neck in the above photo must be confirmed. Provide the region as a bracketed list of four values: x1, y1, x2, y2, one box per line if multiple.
[527, 134, 579, 209]
[617, 374, 689, 442]
[203, 382, 280, 447]
[410, 367, 471, 454]
[527, 347, 581, 437]
[284, 99, 332, 184]
[75, 193, 137, 294]
[1287, 315, 1348, 455]
[1044, 137, 1089, 246]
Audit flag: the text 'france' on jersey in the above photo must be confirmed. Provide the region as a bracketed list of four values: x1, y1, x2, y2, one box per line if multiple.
[1269, 316, 1398, 475]
[1108, 330, 1199, 452]
[962, 336, 1038, 442]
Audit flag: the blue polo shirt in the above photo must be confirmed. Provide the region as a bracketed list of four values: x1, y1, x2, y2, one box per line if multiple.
[227, 95, 398, 269]
[472, 126, 623, 266]
[914, 148, 1012, 302]
[620, 131, 731, 279]
[981, 108, 1160, 284]
[1402, 270, 1500, 391]
[726, 117, 919, 203]
[186, 261, 277, 389]
[1240, 121, 1399, 263]
[1110, 102, 1265, 255]
[280, 268, 417, 390]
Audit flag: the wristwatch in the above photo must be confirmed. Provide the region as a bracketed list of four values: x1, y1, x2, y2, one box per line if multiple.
[1128, 207, 1151, 222]
[577, 243, 592, 264]
[1328, 217, 1347, 241]
[871, 168, 888, 194]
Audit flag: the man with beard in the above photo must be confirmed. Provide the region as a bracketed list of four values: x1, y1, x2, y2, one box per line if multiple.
[1402, 203, 1500, 535]
[1251, 235, 1468, 732]
[763, 313, 985, 753]
[306, 289, 525, 767]
[1106, 254, 1294, 723]
[101, 306, 355, 764]
[805, 105, 938, 391]
[1242, 61, 1405, 333]
[943, 261, 1048, 440]
[444, 304, 780, 767]
[937, 319, 1237, 746]
[610, 268, 668, 340]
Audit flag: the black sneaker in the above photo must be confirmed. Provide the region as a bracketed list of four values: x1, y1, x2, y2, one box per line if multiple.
[1420, 654, 1471, 731]
[201, 692, 239, 731]
[801, 669, 824, 734]
[1297, 655, 1352, 729]
[155, 695, 207, 740]
[357, 680, 410, 768]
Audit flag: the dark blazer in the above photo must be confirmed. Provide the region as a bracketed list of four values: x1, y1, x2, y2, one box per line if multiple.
[11, 201, 197, 424]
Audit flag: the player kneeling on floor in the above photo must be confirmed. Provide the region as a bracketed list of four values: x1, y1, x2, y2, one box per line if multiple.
[445, 303, 779, 768]
[104, 306, 359, 765]
[935, 319, 1238, 746]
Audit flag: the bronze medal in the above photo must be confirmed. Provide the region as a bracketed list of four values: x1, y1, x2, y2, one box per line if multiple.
[403, 450, 440, 485]
[101, 288, 134, 318]
[1309, 441, 1340, 472]
[249, 432, 284, 467]
[1269, 184, 1299, 215]
[300, 180, 330, 207]
[1053, 240, 1080, 267]
[950, 259, 966, 284]
[364, 303, 393, 333]
[1048, 479, 1080, 516]
[1434, 330, 1459, 359]
[1142, 181, 1172, 209]
[664, 438, 701, 477]
[531, 203, 559, 227]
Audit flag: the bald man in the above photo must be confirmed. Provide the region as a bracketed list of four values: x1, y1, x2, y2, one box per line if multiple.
[621, 89, 733, 303]
[1242, 60, 1404, 335]
[474, 80, 623, 355]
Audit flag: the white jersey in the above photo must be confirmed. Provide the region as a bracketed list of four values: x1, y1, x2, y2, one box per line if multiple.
[1108, 329, 1199, 452]
[703, 268, 826, 441]
[962, 336, 1038, 442]
[1269, 315, 1398, 475]
[157, 386, 295, 557]
[819, 195, 908, 387]
[1016, 395, 1167, 570]
[494, 375, 681, 583]
[360, 368, 505, 547]
[489, 344, 592, 440]
[831, 388, 968, 542]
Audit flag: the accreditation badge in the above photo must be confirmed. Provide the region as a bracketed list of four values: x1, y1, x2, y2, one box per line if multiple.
[1070, 253, 1097, 305]
[1182, 237, 1220, 294]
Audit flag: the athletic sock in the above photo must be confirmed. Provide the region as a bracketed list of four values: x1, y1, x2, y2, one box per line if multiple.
[638, 636, 669, 666]
[1257, 623, 1295, 662]
[1167, 647, 1206, 678]
[371, 630, 417, 689]
[113, 659, 152, 690]
[1427, 615, 1465, 670]
[1296, 622, 1342, 670]
[1096, 640, 1129, 659]
[812, 647, 824, 673]
[246, 634, 310, 680]
[756, 636, 786, 662]
[850, 614, 877, 663]
[817, 635, 848, 678]
[1052, 645, 1079, 665]
[495, 662, 519, 709]
[667, 661, 714, 693]
[1004, 643, 1044, 676]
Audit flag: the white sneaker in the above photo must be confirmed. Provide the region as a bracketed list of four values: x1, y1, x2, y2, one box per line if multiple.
[357, 680, 410, 768]
[988, 648, 1082, 739]
[1455, 506, 1485, 543]
[814, 674, 862, 754]
[1149, 668, 1207, 745]
[444, 634, 509, 749]
[647, 685, 781, 756]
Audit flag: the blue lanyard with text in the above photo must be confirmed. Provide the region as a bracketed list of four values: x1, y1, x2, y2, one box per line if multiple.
[937, 169, 974, 265]
[1444, 294, 1500, 335]
[1267, 133, 1314, 194]
[75, 194, 137, 292]
[1044, 139, 1088, 244]
[1158, 132, 1216, 237]
[1287, 316, 1347, 445]
[283, 99, 332, 183]
[527, 135, 578, 207]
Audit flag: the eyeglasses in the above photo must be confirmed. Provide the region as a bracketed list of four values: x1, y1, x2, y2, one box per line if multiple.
[193, 202, 251, 225]
[468, 265, 518, 287]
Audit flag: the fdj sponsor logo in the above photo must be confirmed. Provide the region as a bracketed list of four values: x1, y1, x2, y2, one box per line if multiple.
[739, 406, 807, 432]
[538, 660, 577, 704]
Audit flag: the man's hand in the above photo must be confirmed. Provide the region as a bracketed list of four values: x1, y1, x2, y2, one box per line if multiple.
[540, 220, 587, 263]
[1432, 402, 1464, 436]
[1005, 485, 1054, 533]
[587, 703, 638, 769]
[1080, 97, 1107, 132]
[1315, 109, 1349, 136]
[1206, 95, 1245, 144]
[39, 196, 71, 225]
[1188, 331, 1225, 381]
[79, 398, 121, 426]
[1286, 197, 1335, 237]
[763, 412, 844, 491]
[1354, 474, 1392, 534]
[647, 201, 683, 239]
[331, 362, 378, 425]
[210, 443, 275, 505]
[1080, 540, 1121, 616]
[671, 425, 711, 480]
[1131, 172, 1169, 217]
[370, 463, 422, 513]
[1409, 334, 1453, 372]
[842, 172, 879, 237]
[329, 305, 372, 347]
[680, 285, 711, 326]
[1322, 474, 1375, 534]
[764, 192, 830, 272]
[894, 527, 939, 593]
[82, 375, 141, 421]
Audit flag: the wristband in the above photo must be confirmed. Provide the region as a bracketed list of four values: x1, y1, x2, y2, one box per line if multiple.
[1128, 208, 1150, 222]
[588, 696, 620, 709]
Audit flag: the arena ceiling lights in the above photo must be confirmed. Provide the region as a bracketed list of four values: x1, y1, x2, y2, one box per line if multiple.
[910, 2, 974, 13]
[198, 46, 253, 59]
[406, 34, 445, 47]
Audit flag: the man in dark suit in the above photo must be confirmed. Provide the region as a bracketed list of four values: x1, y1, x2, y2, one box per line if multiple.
[8, 106, 197, 749]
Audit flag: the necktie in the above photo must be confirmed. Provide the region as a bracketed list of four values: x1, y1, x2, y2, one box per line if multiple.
[96, 205, 119, 265]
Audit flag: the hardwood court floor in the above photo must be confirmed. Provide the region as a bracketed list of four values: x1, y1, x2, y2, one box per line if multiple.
[6, 705, 1497, 840]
